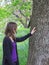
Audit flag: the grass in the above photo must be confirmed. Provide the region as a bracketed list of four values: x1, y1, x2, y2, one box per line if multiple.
[0, 28, 30, 65]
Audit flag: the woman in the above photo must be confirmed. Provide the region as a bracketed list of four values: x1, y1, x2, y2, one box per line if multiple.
[2, 22, 36, 65]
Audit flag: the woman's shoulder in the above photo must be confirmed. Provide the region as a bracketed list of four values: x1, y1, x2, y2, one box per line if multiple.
[3, 36, 12, 47]
[3, 36, 10, 42]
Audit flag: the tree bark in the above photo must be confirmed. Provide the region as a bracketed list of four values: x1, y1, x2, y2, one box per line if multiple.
[27, 0, 49, 65]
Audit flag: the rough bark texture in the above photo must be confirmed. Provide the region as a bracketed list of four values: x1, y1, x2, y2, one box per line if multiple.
[27, 0, 49, 65]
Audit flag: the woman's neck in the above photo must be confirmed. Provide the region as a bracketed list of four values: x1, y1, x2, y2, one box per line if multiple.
[7, 33, 15, 42]
[9, 36, 14, 42]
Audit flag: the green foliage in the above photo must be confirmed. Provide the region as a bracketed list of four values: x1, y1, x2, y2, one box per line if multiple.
[0, 0, 32, 20]
[12, 0, 32, 16]
[0, 0, 32, 34]
[0, 8, 11, 21]
[12, 0, 21, 6]
[20, 2, 31, 10]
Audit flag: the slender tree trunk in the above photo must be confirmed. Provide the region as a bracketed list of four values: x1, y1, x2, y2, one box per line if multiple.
[27, 0, 49, 65]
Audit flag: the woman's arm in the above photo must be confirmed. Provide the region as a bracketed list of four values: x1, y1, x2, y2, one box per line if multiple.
[3, 37, 14, 65]
[16, 27, 36, 42]
[16, 33, 32, 42]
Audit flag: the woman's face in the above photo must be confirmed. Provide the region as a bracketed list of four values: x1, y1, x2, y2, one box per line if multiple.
[13, 28, 17, 34]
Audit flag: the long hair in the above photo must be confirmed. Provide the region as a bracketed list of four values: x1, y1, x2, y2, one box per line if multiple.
[5, 22, 17, 40]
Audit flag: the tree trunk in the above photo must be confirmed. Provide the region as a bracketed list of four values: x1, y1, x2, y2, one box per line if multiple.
[27, 0, 49, 65]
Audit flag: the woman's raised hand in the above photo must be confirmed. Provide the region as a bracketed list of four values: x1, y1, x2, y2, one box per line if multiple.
[31, 27, 36, 35]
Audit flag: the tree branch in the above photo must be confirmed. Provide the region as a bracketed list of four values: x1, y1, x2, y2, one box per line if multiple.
[13, 12, 27, 28]
[19, 10, 26, 17]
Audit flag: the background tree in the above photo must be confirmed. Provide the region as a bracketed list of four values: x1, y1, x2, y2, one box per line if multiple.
[0, 0, 32, 33]
[0, 0, 32, 28]
[27, 0, 49, 65]
[12, 0, 32, 28]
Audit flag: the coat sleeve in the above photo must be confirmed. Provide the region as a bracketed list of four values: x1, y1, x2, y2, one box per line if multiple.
[3, 37, 15, 65]
[16, 33, 32, 42]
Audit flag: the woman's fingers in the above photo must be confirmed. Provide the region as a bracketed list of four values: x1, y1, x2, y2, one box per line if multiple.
[33, 27, 36, 30]
[31, 27, 36, 34]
